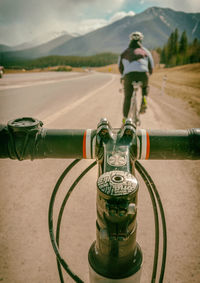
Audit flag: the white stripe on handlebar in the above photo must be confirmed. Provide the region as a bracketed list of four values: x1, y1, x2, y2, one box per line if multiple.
[86, 129, 92, 159]
[141, 129, 147, 159]
[138, 129, 150, 160]
[83, 129, 93, 159]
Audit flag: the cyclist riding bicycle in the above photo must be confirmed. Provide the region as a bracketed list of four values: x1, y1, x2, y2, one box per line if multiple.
[118, 31, 154, 124]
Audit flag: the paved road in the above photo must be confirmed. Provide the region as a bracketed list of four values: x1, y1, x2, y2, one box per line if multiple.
[0, 71, 199, 283]
[0, 71, 116, 125]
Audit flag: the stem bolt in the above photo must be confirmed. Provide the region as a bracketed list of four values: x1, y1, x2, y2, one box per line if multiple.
[128, 203, 136, 214]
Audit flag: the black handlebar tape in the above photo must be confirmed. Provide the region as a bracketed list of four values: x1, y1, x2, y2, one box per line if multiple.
[39, 129, 96, 159]
[0, 125, 96, 160]
[137, 128, 200, 160]
[0, 125, 9, 159]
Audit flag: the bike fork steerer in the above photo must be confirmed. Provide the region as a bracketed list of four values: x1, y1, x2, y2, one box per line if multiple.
[88, 118, 143, 282]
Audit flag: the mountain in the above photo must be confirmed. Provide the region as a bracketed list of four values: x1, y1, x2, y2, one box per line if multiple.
[0, 33, 75, 62]
[1, 7, 200, 61]
[12, 31, 75, 51]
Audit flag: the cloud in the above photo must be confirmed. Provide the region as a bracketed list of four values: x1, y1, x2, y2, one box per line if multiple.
[72, 19, 108, 34]
[0, 0, 127, 45]
[76, 11, 135, 34]
[110, 11, 135, 22]
[0, 0, 126, 24]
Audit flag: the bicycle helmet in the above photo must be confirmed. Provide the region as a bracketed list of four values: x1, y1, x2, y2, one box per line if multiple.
[129, 31, 144, 42]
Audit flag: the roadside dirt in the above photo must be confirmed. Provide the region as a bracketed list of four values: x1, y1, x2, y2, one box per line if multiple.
[150, 63, 200, 117]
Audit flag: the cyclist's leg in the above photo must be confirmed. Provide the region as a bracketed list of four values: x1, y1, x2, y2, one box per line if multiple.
[123, 73, 134, 123]
[140, 73, 149, 113]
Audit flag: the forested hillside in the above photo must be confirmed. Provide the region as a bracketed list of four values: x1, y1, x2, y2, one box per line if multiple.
[158, 29, 200, 66]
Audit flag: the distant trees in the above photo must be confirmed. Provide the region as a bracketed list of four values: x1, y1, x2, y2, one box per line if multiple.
[3, 53, 119, 69]
[159, 29, 200, 66]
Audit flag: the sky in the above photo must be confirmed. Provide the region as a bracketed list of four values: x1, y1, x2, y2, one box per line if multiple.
[0, 0, 199, 46]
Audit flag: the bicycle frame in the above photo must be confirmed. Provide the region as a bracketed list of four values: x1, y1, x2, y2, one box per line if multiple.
[0, 117, 200, 282]
[128, 81, 142, 126]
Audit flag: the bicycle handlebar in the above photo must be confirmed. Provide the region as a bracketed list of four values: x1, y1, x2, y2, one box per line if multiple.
[0, 117, 199, 161]
[1, 117, 199, 282]
[137, 128, 200, 160]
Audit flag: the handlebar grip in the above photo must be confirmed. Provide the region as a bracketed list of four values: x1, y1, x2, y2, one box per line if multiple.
[38, 128, 96, 159]
[0, 124, 10, 158]
[0, 122, 96, 160]
[137, 128, 200, 160]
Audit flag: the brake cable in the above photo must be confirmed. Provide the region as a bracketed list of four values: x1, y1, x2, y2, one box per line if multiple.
[48, 160, 167, 283]
[48, 159, 97, 283]
[136, 161, 160, 282]
[135, 161, 167, 283]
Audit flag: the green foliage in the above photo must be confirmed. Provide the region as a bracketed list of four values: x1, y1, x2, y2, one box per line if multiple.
[159, 29, 200, 67]
[3, 53, 119, 69]
[179, 31, 188, 54]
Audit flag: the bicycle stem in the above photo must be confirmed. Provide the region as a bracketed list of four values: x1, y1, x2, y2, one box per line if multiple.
[88, 118, 142, 282]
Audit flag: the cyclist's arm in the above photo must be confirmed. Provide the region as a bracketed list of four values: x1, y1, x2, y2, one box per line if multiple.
[143, 47, 154, 75]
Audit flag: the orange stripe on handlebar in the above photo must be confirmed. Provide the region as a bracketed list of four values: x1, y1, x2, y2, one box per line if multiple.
[145, 131, 150, 160]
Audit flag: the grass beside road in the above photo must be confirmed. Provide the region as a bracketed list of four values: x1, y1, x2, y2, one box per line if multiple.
[150, 63, 200, 116]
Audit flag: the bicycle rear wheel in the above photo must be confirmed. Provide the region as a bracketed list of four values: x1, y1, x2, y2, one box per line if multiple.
[129, 91, 140, 126]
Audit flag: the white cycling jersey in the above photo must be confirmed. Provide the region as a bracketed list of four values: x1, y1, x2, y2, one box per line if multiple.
[118, 47, 154, 76]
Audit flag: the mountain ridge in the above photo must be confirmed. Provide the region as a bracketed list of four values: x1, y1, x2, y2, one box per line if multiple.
[1, 7, 200, 61]
[50, 7, 200, 56]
